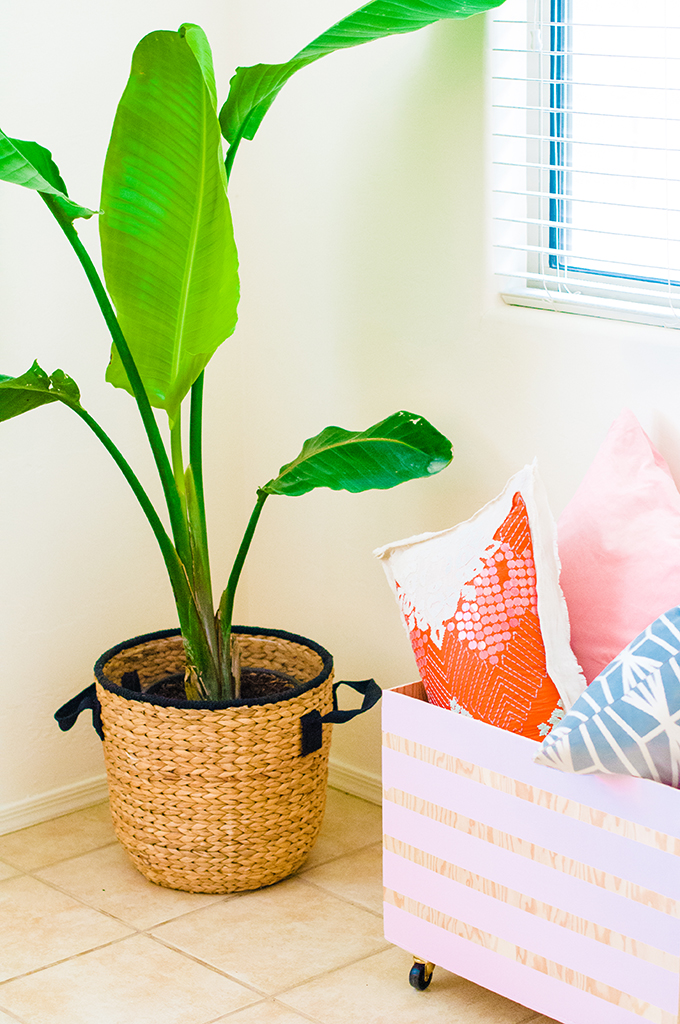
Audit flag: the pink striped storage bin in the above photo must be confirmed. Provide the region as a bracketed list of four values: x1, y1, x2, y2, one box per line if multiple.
[382, 681, 680, 1024]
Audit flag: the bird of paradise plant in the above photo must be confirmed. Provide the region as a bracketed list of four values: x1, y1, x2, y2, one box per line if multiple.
[0, 0, 505, 700]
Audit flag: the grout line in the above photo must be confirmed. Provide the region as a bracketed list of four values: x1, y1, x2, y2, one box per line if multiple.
[143, 933, 273, 999]
[203, 999, 325, 1024]
[0, 1003, 30, 1024]
[268, 943, 394, 999]
[204, 999, 327, 1024]
[25, 858, 236, 932]
[202, 1004, 266, 1024]
[0, 839, 120, 877]
[270, 1001, 328, 1024]
[0, 933, 142, 986]
[9, 870, 146, 933]
[293, 871, 383, 919]
[146, 927, 392, 1003]
[269, 999, 329, 1024]
[295, 838, 383, 876]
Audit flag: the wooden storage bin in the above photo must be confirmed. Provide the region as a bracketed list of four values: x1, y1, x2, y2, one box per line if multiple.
[382, 681, 680, 1024]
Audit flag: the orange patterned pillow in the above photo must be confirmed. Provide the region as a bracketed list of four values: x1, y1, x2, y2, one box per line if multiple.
[375, 464, 585, 739]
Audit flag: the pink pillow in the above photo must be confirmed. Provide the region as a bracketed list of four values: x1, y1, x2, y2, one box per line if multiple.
[558, 409, 680, 684]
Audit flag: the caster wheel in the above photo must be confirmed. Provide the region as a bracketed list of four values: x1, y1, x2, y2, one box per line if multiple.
[409, 959, 435, 990]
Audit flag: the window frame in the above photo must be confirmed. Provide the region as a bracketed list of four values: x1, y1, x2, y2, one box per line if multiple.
[492, 0, 680, 329]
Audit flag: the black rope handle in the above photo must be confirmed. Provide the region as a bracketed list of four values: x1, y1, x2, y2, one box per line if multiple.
[300, 678, 382, 756]
[55, 683, 104, 741]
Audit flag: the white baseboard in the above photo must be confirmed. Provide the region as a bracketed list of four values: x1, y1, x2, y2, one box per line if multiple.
[0, 775, 109, 837]
[327, 758, 382, 805]
[0, 760, 380, 837]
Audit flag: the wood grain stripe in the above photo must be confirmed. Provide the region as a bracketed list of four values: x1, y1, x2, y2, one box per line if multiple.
[383, 731, 680, 856]
[383, 887, 676, 1024]
[384, 787, 679, 916]
[384, 834, 678, 971]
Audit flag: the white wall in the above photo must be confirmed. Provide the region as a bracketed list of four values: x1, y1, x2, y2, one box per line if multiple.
[2, 2, 679, 825]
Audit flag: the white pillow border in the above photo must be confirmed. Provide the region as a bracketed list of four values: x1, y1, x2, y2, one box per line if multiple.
[374, 461, 586, 711]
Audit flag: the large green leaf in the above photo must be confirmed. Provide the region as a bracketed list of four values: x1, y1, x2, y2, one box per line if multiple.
[0, 362, 80, 421]
[219, 0, 507, 149]
[100, 25, 239, 424]
[263, 410, 452, 496]
[181, 22, 218, 108]
[0, 131, 95, 224]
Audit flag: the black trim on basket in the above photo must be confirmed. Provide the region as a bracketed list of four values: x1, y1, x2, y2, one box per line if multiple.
[93, 626, 334, 710]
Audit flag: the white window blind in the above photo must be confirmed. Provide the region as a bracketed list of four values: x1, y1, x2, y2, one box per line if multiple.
[491, 0, 680, 327]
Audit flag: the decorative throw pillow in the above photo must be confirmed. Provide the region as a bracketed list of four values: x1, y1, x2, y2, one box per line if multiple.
[375, 463, 586, 740]
[535, 606, 680, 786]
[558, 409, 680, 684]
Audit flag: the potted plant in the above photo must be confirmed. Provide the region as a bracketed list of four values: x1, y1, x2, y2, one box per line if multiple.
[0, 0, 505, 893]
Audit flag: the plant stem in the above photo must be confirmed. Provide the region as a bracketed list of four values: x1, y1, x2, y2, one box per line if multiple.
[184, 465, 220, 691]
[187, 374, 215, 631]
[189, 373, 207, 527]
[63, 400, 192, 614]
[218, 488, 269, 697]
[224, 135, 243, 182]
[170, 410, 187, 509]
[45, 200, 192, 571]
[171, 408, 221, 693]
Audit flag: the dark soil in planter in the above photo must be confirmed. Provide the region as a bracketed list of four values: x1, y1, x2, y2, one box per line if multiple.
[239, 668, 299, 699]
[147, 668, 300, 702]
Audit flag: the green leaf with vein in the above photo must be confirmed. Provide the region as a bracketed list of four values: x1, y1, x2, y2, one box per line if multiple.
[181, 22, 218, 108]
[219, 0, 507, 150]
[0, 362, 80, 422]
[100, 26, 239, 424]
[263, 410, 453, 496]
[0, 131, 95, 224]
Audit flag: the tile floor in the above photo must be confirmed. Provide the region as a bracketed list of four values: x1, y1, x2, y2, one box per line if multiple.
[0, 789, 558, 1024]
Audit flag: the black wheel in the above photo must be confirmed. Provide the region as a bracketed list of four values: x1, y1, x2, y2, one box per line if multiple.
[409, 961, 434, 990]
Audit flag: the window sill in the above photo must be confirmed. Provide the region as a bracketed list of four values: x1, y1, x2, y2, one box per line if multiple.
[501, 288, 680, 331]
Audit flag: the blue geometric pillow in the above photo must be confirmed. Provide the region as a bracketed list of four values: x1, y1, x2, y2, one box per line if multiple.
[535, 606, 680, 787]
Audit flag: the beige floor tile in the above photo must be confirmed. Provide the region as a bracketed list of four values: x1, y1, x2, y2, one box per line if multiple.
[151, 875, 389, 994]
[0, 1010, 26, 1023]
[301, 789, 381, 870]
[0, 934, 258, 1024]
[0, 861, 19, 882]
[217, 1002, 322, 1023]
[0, 802, 116, 871]
[36, 843, 227, 929]
[0, 874, 132, 982]
[301, 842, 383, 913]
[281, 946, 540, 1024]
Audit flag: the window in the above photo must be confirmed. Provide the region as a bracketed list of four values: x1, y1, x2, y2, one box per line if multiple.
[492, 0, 680, 327]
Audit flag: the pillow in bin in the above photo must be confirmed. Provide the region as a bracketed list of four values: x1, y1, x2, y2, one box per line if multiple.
[374, 462, 586, 741]
[558, 409, 680, 685]
[535, 606, 680, 787]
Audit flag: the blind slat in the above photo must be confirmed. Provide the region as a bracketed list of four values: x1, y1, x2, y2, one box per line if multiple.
[496, 217, 679, 244]
[494, 104, 680, 123]
[495, 189, 679, 214]
[496, 133, 680, 154]
[497, 269, 680, 302]
[495, 161, 679, 184]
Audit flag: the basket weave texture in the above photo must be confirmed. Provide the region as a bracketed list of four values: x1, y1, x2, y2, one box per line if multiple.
[96, 628, 334, 893]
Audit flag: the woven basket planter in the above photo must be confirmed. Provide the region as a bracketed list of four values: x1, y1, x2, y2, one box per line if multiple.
[92, 626, 337, 894]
